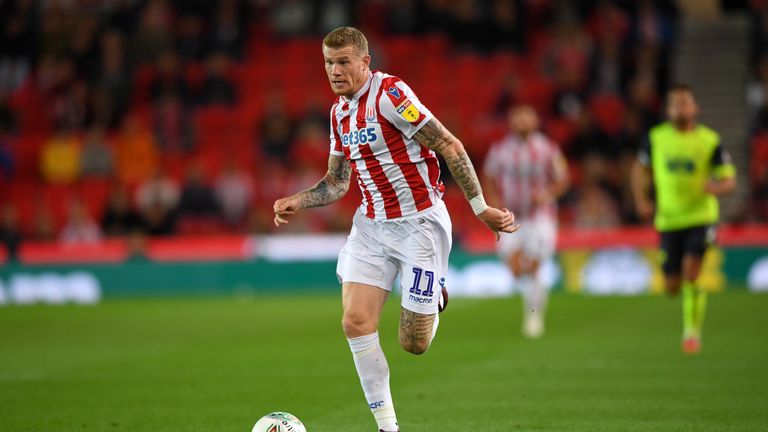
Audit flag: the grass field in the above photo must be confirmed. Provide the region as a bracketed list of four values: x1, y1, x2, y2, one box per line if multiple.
[1, 292, 767, 432]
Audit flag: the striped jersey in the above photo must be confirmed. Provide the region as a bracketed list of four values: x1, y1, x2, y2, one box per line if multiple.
[483, 131, 564, 219]
[329, 71, 444, 220]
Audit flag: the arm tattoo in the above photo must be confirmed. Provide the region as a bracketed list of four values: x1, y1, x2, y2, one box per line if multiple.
[413, 118, 482, 199]
[296, 155, 351, 209]
[399, 307, 435, 351]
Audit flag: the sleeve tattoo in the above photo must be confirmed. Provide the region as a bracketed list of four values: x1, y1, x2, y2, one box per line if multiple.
[296, 155, 351, 209]
[399, 307, 435, 349]
[413, 118, 483, 199]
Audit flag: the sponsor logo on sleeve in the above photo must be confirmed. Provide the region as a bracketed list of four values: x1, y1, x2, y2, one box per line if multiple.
[396, 99, 421, 123]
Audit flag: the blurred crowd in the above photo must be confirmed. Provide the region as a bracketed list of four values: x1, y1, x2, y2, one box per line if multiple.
[748, 0, 768, 220]
[0, 0, 758, 256]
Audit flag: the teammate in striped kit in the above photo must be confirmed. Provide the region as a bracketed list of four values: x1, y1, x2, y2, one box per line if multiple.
[482, 106, 569, 338]
[273, 27, 518, 432]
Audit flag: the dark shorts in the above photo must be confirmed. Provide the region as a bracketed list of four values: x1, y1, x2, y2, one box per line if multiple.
[659, 225, 716, 276]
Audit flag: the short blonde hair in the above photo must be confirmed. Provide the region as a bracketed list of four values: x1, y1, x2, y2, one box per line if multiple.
[322, 26, 369, 55]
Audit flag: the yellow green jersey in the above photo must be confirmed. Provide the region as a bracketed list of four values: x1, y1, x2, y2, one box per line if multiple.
[638, 122, 736, 232]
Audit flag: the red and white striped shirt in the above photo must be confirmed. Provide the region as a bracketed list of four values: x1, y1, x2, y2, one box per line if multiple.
[483, 132, 564, 220]
[329, 71, 444, 220]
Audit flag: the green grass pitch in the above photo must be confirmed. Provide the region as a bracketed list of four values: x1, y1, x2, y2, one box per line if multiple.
[1, 292, 767, 431]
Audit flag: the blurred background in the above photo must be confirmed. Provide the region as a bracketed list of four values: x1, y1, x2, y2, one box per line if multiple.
[0, 0, 767, 300]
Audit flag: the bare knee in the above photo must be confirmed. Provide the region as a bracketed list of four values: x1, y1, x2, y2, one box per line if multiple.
[342, 310, 377, 338]
[399, 337, 429, 355]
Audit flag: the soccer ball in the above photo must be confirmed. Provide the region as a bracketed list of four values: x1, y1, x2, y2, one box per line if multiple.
[252, 412, 306, 432]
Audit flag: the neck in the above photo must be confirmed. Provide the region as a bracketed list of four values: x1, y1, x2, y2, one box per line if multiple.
[346, 70, 370, 98]
[674, 120, 695, 132]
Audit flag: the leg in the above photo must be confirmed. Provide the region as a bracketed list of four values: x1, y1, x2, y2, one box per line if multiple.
[342, 282, 399, 431]
[680, 226, 712, 354]
[342, 281, 389, 338]
[398, 307, 436, 355]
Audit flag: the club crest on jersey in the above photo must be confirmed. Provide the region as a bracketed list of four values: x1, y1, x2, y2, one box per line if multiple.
[365, 106, 376, 122]
[387, 86, 401, 99]
[396, 99, 421, 123]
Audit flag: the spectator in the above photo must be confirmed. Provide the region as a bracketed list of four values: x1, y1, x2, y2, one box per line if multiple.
[149, 51, 190, 103]
[176, 14, 206, 61]
[0, 123, 15, 179]
[567, 110, 620, 161]
[208, 0, 246, 59]
[115, 115, 159, 184]
[136, 167, 180, 215]
[198, 52, 237, 106]
[589, 35, 628, 95]
[131, 0, 174, 64]
[91, 30, 131, 128]
[60, 199, 102, 244]
[751, 131, 768, 220]
[572, 155, 621, 228]
[0, 3, 37, 93]
[178, 162, 220, 219]
[259, 93, 294, 165]
[80, 125, 114, 178]
[214, 158, 254, 227]
[152, 94, 195, 153]
[135, 166, 179, 236]
[40, 126, 81, 184]
[0, 204, 22, 261]
[101, 184, 143, 237]
[141, 199, 177, 237]
[486, 0, 526, 52]
[32, 200, 56, 242]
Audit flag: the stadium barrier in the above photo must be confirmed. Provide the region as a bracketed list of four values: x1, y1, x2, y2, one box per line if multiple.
[1, 226, 767, 304]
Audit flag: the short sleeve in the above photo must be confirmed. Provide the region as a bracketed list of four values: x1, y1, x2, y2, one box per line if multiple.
[378, 77, 434, 139]
[637, 134, 652, 166]
[329, 104, 343, 156]
[710, 143, 736, 179]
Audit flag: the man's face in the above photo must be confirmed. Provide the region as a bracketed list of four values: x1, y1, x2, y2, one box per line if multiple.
[509, 106, 539, 136]
[667, 90, 698, 124]
[323, 44, 370, 98]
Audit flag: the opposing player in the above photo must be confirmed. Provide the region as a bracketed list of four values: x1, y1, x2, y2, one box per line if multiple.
[482, 105, 569, 338]
[631, 84, 736, 354]
[273, 27, 518, 431]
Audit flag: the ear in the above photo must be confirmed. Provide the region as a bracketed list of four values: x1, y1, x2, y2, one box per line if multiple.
[362, 54, 371, 68]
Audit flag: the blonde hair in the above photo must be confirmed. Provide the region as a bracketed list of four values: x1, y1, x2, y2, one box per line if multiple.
[322, 26, 369, 55]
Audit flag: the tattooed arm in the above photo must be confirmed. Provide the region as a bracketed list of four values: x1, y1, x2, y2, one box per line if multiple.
[413, 118, 518, 238]
[273, 155, 351, 226]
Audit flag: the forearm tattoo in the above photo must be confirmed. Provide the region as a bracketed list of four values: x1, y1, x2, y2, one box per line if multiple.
[414, 119, 482, 199]
[399, 307, 435, 349]
[297, 155, 351, 209]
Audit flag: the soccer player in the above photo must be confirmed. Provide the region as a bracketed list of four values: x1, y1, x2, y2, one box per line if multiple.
[272, 27, 518, 431]
[631, 84, 736, 354]
[482, 105, 569, 338]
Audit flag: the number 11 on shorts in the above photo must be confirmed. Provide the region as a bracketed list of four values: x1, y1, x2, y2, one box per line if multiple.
[409, 267, 435, 297]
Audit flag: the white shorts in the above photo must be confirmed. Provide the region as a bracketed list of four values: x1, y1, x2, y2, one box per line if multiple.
[497, 214, 557, 262]
[336, 200, 453, 315]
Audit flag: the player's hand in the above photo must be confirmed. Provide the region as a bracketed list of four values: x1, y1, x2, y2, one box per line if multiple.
[477, 207, 520, 241]
[635, 198, 654, 221]
[273, 196, 301, 227]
